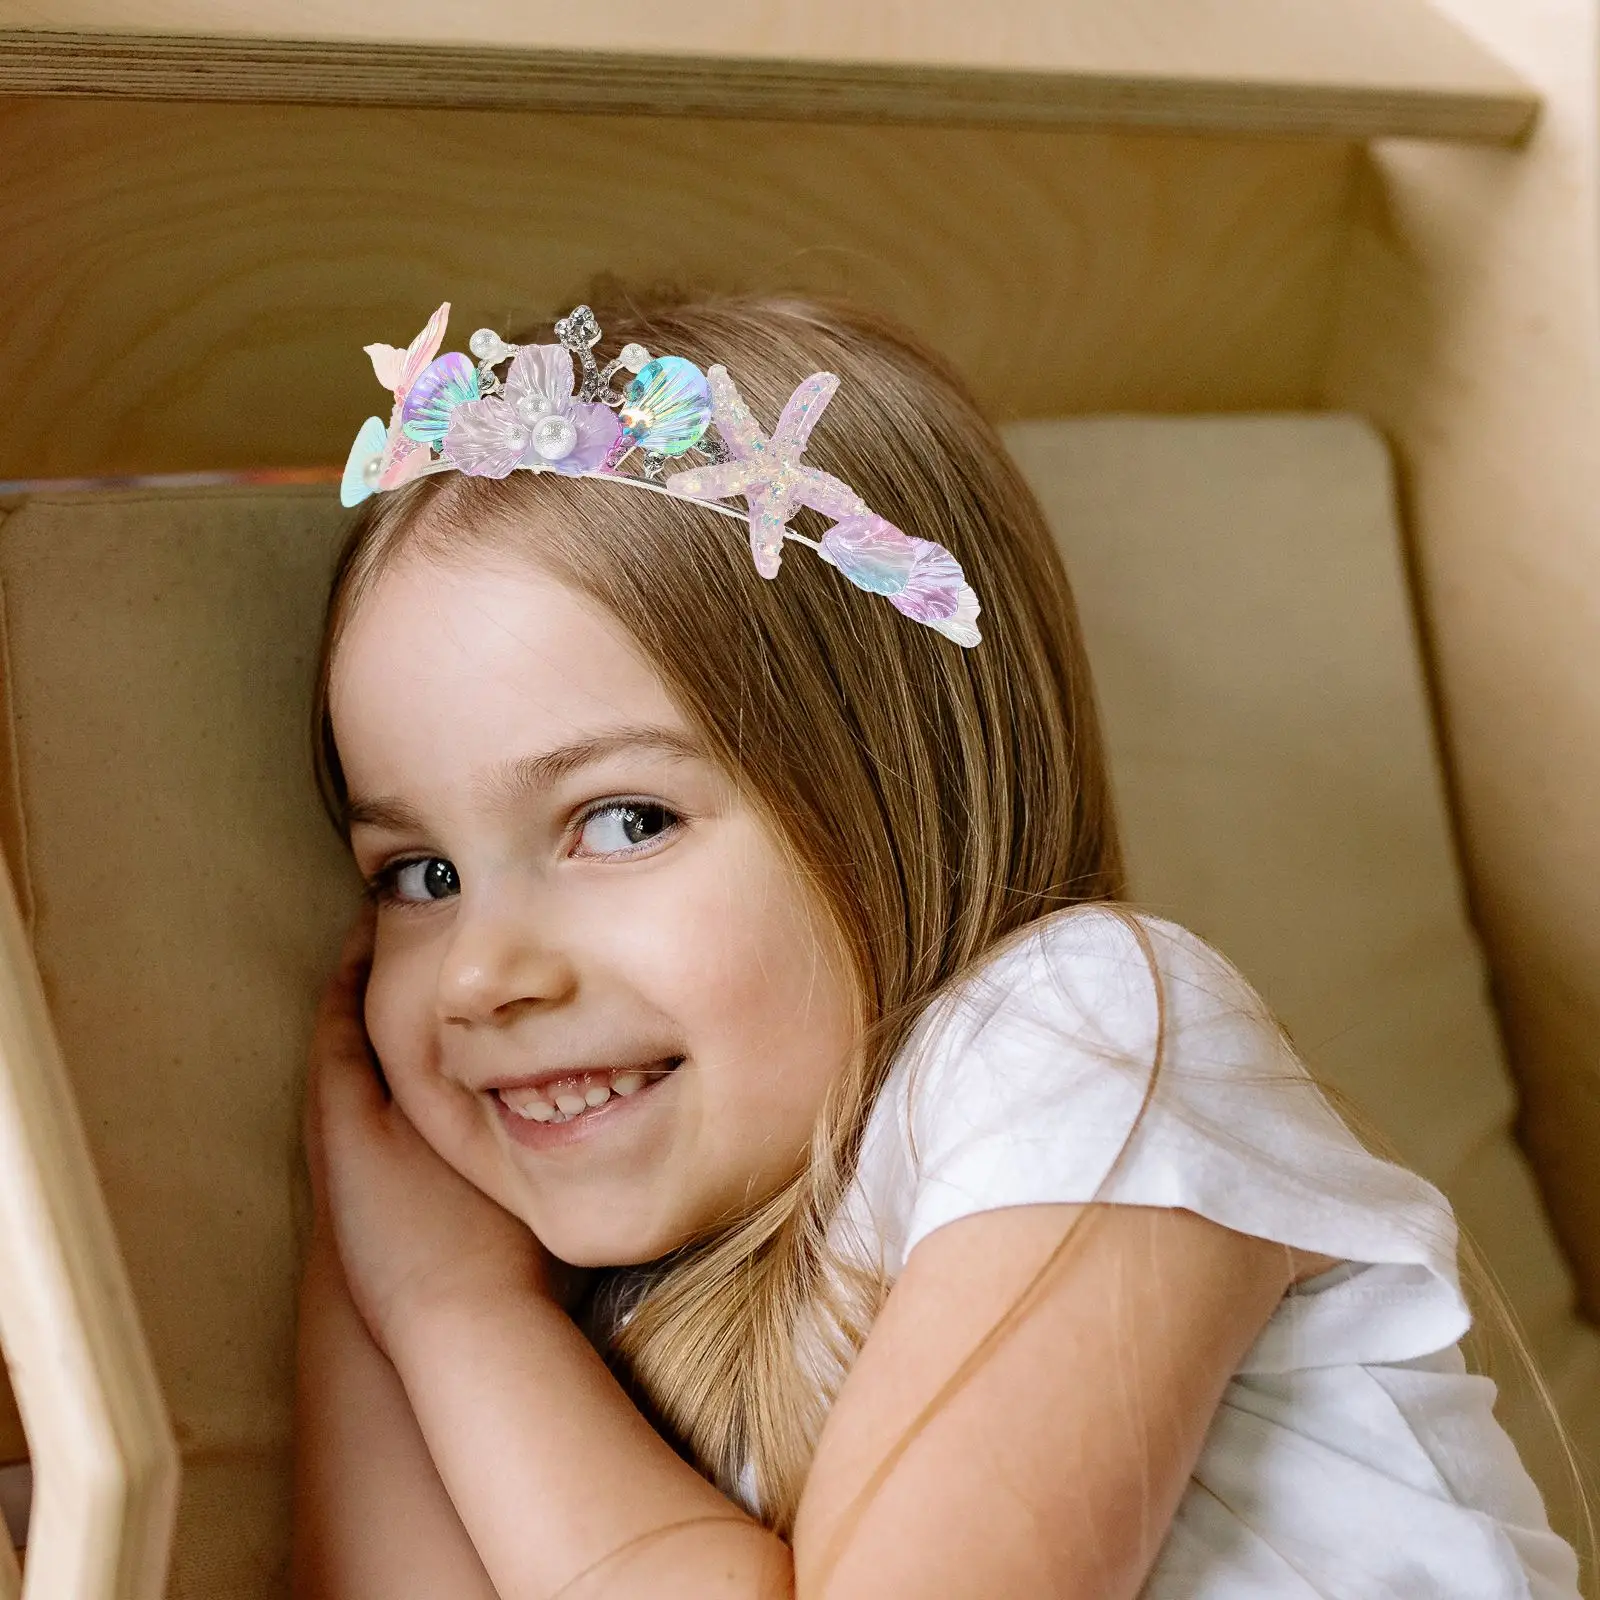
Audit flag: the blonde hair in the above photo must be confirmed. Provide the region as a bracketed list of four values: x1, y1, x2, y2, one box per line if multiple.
[312, 290, 1125, 1531]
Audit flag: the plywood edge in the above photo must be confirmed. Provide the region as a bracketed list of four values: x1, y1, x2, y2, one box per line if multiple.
[0, 863, 178, 1595]
[0, 508, 32, 1480]
[0, 521, 35, 937]
[0, 28, 1539, 142]
[0, 1524, 16, 1600]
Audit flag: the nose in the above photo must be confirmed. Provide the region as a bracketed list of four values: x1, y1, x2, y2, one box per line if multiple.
[435, 890, 576, 1026]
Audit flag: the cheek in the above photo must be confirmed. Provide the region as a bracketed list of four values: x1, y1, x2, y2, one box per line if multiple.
[664, 834, 858, 1077]
[363, 935, 489, 1165]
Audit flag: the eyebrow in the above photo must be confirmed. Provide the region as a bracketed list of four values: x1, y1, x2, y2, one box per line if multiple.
[345, 725, 709, 833]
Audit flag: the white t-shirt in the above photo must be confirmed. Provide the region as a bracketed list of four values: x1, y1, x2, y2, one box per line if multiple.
[770, 906, 1581, 1597]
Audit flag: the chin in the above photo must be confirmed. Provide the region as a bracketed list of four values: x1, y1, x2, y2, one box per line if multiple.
[538, 1214, 702, 1271]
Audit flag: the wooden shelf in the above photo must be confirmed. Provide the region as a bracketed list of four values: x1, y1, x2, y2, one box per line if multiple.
[0, 0, 1538, 143]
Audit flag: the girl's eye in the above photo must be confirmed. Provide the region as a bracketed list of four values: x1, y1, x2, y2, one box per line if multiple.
[378, 857, 460, 904]
[575, 802, 680, 858]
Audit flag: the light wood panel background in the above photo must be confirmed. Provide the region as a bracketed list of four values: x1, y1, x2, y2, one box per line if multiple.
[1324, 0, 1600, 1326]
[0, 97, 1356, 480]
[0, 0, 1536, 141]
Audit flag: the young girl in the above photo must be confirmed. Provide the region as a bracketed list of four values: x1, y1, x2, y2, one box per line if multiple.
[293, 292, 1583, 1599]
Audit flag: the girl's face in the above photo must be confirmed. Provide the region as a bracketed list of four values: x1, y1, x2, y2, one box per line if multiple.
[329, 546, 860, 1266]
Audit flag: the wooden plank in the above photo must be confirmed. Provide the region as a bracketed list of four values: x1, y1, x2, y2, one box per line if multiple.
[0, 514, 36, 1477]
[0, 1380, 18, 1468]
[0, 98, 1355, 480]
[1323, 0, 1600, 1340]
[0, 0, 1538, 142]
[0, 854, 178, 1596]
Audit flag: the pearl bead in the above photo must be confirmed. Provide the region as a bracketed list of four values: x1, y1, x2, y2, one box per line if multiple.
[515, 390, 554, 425]
[532, 413, 578, 461]
[619, 343, 649, 374]
[361, 456, 382, 487]
[470, 328, 510, 361]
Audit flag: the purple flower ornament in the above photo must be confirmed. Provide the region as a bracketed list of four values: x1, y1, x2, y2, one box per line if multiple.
[444, 344, 621, 479]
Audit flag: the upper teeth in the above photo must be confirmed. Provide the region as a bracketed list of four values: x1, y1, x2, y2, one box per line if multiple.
[501, 1066, 655, 1122]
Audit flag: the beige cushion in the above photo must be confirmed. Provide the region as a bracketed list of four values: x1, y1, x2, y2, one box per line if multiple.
[0, 415, 1591, 1587]
[0, 489, 356, 1595]
[1007, 414, 1600, 1530]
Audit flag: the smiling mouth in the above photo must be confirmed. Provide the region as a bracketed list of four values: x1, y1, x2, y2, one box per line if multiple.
[494, 1057, 684, 1126]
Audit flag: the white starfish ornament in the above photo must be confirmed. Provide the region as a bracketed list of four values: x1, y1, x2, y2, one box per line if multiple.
[667, 367, 870, 578]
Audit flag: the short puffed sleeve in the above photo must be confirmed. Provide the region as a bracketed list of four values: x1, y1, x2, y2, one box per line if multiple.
[841, 908, 1469, 1372]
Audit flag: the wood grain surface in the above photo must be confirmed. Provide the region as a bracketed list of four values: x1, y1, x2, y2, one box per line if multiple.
[0, 0, 1537, 142]
[1325, 0, 1600, 1332]
[0, 97, 1356, 480]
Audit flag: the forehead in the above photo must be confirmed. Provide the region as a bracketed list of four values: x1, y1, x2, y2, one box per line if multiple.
[329, 551, 686, 787]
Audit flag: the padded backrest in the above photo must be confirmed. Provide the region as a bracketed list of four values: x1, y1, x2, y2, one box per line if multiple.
[1004, 416, 1598, 1517]
[0, 490, 355, 1595]
[0, 416, 1591, 1590]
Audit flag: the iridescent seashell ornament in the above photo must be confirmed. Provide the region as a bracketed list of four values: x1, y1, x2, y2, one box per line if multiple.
[441, 397, 528, 479]
[402, 353, 480, 446]
[818, 514, 980, 645]
[619, 356, 712, 456]
[340, 415, 389, 507]
[891, 540, 981, 645]
[817, 515, 917, 596]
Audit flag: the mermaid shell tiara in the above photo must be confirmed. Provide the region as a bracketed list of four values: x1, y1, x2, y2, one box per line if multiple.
[341, 302, 981, 647]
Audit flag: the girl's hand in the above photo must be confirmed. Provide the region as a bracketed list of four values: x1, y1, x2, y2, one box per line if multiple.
[304, 908, 561, 1358]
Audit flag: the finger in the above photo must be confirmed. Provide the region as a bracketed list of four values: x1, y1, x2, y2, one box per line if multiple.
[309, 904, 387, 1133]
[304, 906, 383, 1225]
[317, 1028, 387, 1127]
[313, 915, 378, 1063]
[336, 900, 377, 978]
[313, 983, 386, 1116]
[321, 909, 376, 1023]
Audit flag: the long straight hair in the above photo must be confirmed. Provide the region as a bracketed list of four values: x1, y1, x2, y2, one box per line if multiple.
[313, 290, 1129, 1532]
